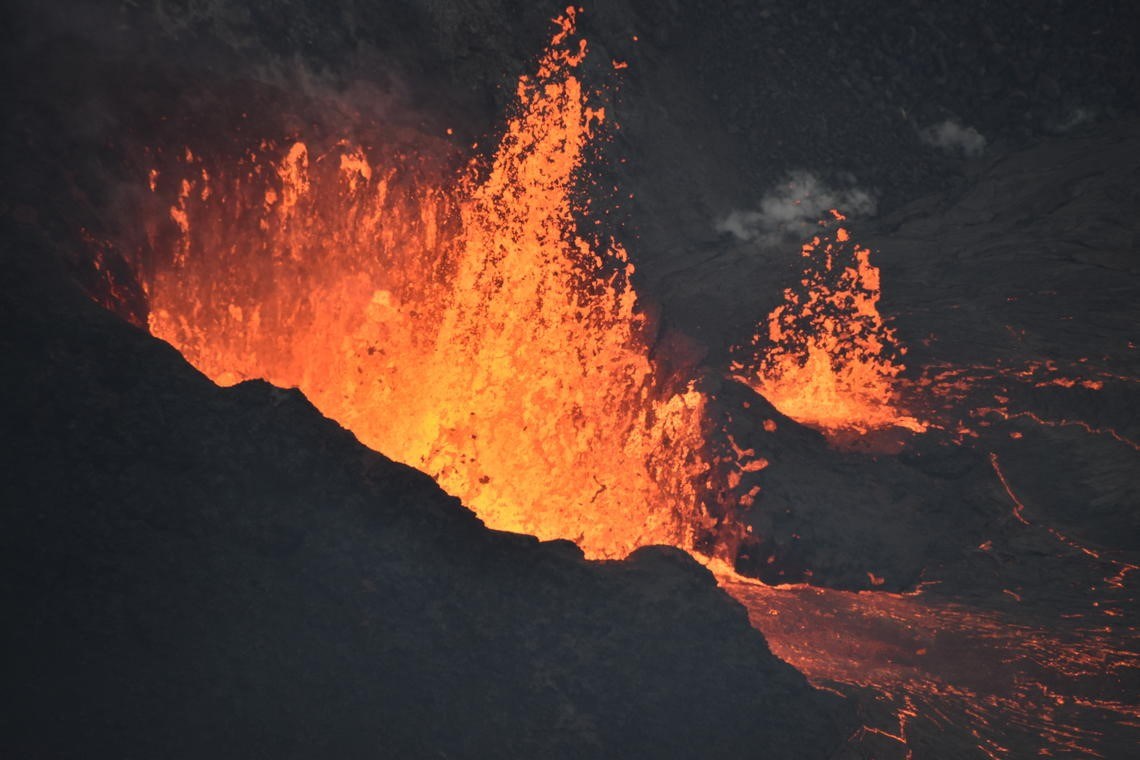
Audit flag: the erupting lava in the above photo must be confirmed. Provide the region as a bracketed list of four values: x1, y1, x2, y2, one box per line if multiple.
[88, 8, 1138, 759]
[732, 217, 926, 439]
[137, 10, 715, 559]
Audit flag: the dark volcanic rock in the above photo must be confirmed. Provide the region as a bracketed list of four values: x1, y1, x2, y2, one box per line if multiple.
[0, 230, 848, 757]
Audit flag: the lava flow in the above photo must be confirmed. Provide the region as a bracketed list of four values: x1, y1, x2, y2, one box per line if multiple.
[723, 575, 1140, 759]
[731, 217, 927, 439]
[134, 9, 716, 560]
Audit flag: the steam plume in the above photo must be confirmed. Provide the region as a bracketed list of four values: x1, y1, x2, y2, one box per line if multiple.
[920, 119, 987, 157]
[716, 171, 877, 245]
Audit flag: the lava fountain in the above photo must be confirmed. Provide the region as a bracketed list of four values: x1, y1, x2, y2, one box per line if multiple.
[133, 9, 718, 560]
[732, 214, 927, 439]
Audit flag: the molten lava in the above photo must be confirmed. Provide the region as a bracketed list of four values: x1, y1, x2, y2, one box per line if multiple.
[732, 218, 926, 438]
[139, 10, 715, 559]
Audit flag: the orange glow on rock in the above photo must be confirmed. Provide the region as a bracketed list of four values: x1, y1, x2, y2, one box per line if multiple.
[732, 226, 926, 438]
[139, 11, 717, 559]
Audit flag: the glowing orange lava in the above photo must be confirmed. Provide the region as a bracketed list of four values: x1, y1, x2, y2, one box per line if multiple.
[139, 9, 717, 559]
[732, 217, 926, 438]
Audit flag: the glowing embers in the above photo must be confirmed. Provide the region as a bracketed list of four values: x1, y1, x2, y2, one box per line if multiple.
[733, 218, 926, 439]
[140, 10, 715, 559]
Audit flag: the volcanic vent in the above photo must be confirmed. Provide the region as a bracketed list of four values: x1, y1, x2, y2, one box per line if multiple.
[731, 214, 926, 440]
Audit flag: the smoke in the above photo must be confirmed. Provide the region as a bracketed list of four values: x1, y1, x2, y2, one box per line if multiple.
[920, 119, 987, 158]
[716, 171, 877, 245]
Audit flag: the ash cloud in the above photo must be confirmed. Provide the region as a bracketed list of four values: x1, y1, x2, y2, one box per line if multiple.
[716, 171, 877, 246]
[920, 119, 987, 158]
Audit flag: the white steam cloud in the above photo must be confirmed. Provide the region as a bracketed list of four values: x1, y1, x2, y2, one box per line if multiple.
[715, 171, 877, 245]
[920, 119, 987, 157]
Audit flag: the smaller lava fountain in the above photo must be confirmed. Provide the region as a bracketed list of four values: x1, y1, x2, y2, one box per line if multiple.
[732, 214, 926, 440]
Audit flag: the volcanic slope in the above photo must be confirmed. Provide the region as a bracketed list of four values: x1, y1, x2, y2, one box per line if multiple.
[0, 228, 848, 759]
